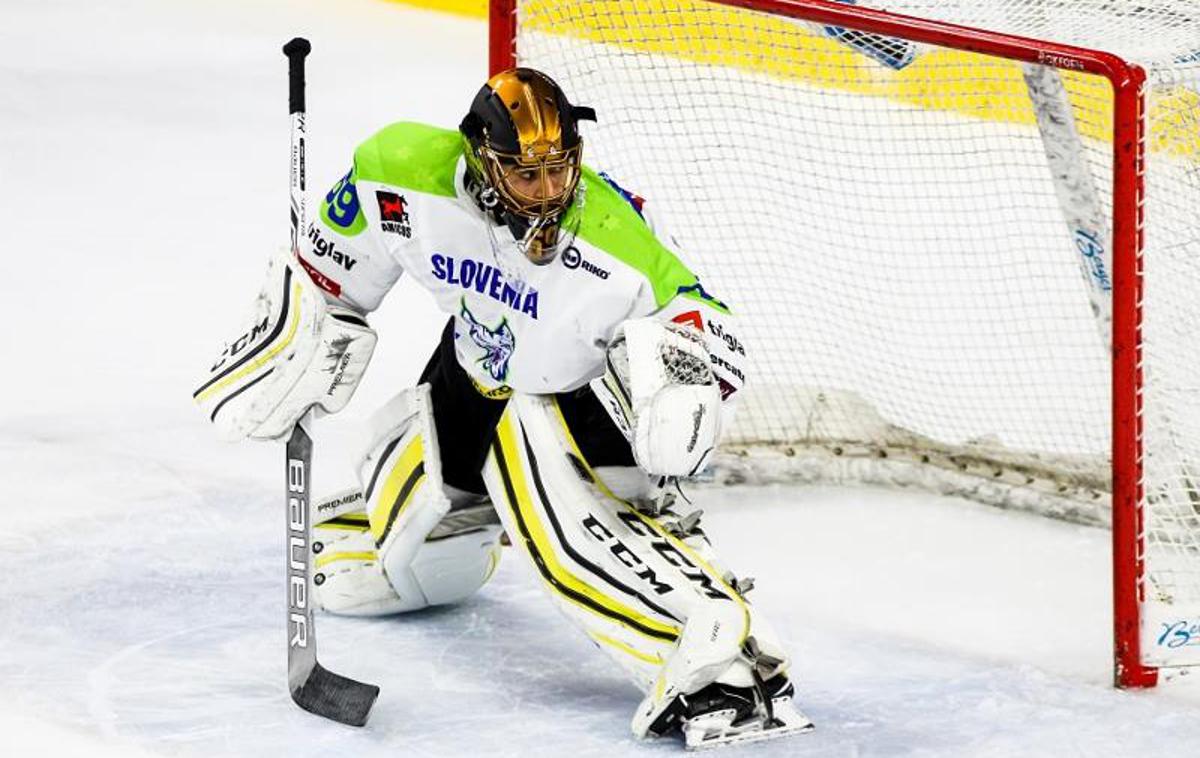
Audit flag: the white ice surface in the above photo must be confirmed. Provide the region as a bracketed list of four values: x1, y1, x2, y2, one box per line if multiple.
[4, 0, 1200, 756]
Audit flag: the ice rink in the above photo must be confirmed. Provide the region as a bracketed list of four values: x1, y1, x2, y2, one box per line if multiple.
[4, 0, 1200, 755]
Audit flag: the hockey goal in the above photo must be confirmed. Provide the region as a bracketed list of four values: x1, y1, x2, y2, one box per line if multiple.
[489, 0, 1200, 687]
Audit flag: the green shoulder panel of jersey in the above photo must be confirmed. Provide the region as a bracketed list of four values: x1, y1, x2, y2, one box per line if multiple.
[570, 167, 731, 315]
[354, 122, 463, 197]
[318, 122, 461, 238]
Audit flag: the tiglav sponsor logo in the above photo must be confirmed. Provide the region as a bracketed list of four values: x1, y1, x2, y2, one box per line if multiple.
[307, 224, 357, 271]
[560, 245, 610, 280]
[671, 310, 740, 399]
[431, 254, 539, 319]
[706, 318, 745, 356]
[375, 191, 412, 238]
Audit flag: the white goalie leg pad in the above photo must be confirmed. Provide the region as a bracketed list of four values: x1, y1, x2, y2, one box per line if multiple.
[482, 393, 759, 694]
[406, 527, 503, 606]
[312, 488, 408, 617]
[193, 248, 377, 441]
[312, 486, 502, 616]
[591, 317, 721, 477]
[329, 385, 501, 615]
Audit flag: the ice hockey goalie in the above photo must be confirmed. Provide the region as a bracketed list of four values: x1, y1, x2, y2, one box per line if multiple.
[195, 67, 812, 749]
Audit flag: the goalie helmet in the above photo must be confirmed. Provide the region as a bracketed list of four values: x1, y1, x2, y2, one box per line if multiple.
[460, 68, 596, 264]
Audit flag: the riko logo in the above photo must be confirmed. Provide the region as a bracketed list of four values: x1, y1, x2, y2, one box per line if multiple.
[376, 191, 412, 238]
[560, 245, 610, 280]
[561, 246, 581, 269]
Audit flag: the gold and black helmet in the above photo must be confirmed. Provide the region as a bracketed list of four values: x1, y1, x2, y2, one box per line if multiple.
[460, 68, 596, 263]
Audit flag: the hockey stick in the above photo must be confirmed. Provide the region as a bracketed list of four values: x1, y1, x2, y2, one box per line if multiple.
[282, 37, 380, 728]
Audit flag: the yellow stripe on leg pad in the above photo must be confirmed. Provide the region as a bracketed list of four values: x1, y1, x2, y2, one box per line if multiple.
[314, 551, 377, 569]
[492, 407, 680, 642]
[548, 397, 753, 644]
[369, 435, 426, 544]
[588, 631, 665, 666]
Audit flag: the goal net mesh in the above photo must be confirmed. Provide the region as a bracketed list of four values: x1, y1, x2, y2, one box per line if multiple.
[509, 0, 1200, 640]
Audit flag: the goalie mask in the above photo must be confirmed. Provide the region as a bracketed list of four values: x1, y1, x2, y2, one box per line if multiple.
[460, 68, 596, 265]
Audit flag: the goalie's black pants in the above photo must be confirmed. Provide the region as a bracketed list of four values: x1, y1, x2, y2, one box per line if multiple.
[419, 317, 635, 495]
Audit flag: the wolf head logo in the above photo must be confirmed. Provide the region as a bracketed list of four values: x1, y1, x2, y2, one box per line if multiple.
[460, 301, 516, 382]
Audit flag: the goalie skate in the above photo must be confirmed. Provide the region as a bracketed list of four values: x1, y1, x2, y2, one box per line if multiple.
[648, 675, 814, 751]
[681, 679, 813, 751]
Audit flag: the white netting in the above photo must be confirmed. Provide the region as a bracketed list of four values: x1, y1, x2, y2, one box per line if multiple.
[509, 0, 1200, 654]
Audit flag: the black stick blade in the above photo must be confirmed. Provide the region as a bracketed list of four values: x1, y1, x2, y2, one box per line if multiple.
[291, 663, 380, 727]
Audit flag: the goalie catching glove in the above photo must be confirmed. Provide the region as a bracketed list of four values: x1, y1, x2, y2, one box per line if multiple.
[591, 317, 722, 477]
[192, 249, 377, 440]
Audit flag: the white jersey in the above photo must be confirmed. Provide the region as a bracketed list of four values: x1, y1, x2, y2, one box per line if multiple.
[299, 122, 747, 410]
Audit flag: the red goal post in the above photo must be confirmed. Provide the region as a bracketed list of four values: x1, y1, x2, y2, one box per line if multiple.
[487, 0, 1199, 690]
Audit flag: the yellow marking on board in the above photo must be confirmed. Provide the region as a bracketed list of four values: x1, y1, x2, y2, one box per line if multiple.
[380, 0, 1196, 158]
[379, 0, 486, 19]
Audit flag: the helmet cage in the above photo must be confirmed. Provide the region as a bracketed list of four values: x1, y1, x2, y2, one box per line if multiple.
[479, 141, 582, 223]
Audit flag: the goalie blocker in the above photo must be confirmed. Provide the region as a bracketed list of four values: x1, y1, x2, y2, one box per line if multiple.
[192, 248, 377, 441]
